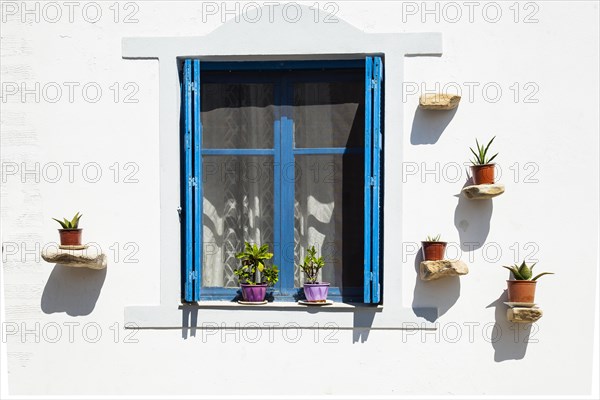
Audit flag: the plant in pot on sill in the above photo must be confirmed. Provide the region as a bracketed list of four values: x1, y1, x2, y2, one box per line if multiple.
[469, 136, 498, 185]
[299, 246, 329, 303]
[421, 234, 447, 261]
[234, 242, 279, 303]
[502, 261, 554, 304]
[52, 212, 83, 247]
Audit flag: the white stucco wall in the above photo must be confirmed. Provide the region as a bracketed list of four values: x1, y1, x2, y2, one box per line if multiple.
[1, 1, 598, 396]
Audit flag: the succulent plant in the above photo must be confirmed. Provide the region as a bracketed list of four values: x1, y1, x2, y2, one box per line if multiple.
[470, 136, 498, 165]
[234, 242, 278, 286]
[502, 261, 554, 281]
[52, 212, 82, 230]
[298, 246, 326, 284]
[425, 234, 441, 242]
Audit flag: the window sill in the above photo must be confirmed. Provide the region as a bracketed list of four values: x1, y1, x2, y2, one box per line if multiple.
[180, 301, 383, 311]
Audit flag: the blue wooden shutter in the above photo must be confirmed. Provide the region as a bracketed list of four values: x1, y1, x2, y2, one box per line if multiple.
[183, 59, 194, 301]
[183, 59, 201, 302]
[371, 57, 383, 303]
[364, 56, 383, 303]
[192, 60, 202, 301]
[363, 57, 373, 303]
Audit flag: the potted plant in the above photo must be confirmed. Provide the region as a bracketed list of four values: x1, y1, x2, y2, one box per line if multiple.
[234, 242, 279, 302]
[469, 136, 498, 185]
[52, 212, 83, 246]
[421, 234, 446, 261]
[299, 246, 329, 302]
[502, 261, 554, 303]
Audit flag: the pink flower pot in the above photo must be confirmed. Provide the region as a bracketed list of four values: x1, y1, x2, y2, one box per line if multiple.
[240, 284, 267, 302]
[303, 283, 330, 302]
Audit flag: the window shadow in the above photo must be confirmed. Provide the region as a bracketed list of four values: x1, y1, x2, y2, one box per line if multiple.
[411, 252, 460, 322]
[352, 308, 378, 343]
[410, 106, 458, 145]
[486, 290, 531, 362]
[41, 264, 106, 316]
[181, 306, 199, 339]
[453, 177, 493, 251]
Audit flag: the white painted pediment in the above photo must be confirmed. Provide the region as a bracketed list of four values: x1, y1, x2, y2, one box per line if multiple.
[203, 4, 364, 46]
[122, 5, 442, 59]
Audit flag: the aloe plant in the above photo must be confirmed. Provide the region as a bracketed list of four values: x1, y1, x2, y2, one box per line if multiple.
[234, 242, 279, 286]
[298, 246, 326, 284]
[425, 234, 441, 242]
[502, 261, 554, 281]
[52, 212, 82, 230]
[470, 136, 498, 165]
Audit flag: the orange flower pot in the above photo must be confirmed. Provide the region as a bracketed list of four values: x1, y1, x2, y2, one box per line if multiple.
[58, 229, 82, 246]
[470, 164, 495, 185]
[507, 280, 537, 303]
[421, 241, 447, 261]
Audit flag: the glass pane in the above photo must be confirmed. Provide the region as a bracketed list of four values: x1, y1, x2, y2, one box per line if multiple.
[202, 156, 274, 288]
[201, 83, 275, 149]
[293, 81, 364, 148]
[294, 154, 364, 290]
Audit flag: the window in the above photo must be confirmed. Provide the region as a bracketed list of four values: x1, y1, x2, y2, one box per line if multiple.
[181, 58, 383, 303]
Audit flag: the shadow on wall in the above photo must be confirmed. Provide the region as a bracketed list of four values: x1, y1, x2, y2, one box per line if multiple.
[182, 306, 199, 339]
[41, 264, 106, 316]
[352, 309, 378, 343]
[486, 290, 531, 362]
[410, 107, 458, 145]
[411, 251, 460, 322]
[454, 178, 493, 251]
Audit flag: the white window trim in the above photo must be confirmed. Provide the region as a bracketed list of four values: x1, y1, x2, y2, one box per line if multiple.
[122, 13, 442, 329]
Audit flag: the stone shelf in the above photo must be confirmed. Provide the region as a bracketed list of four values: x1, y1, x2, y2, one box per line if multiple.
[507, 307, 543, 323]
[419, 94, 461, 110]
[420, 260, 469, 281]
[462, 183, 505, 200]
[41, 247, 107, 270]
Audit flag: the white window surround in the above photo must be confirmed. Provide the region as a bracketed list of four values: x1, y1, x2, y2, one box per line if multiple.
[122, 7, 442, 329]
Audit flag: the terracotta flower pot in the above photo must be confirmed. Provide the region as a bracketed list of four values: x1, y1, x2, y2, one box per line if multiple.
[303, 282, 330, 302]
[421, 241, 447, 261]
[240, 284, 267, 302]
[470, 164, 495, 185]
[507, 280, 537, 303]
[58, 229, 82, 246]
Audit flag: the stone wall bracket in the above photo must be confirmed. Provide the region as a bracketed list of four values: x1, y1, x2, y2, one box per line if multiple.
[506, 306, 543, 323]
[419, 93, 461, 110]
[41, 246, 107, 270]
[462, 183, 505, 200]
[420, 260, 469, 281]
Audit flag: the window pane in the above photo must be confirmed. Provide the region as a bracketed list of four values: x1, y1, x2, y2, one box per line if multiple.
[293, 80, 364, 148]
[202, 156, 274, 288]
[201, 83, 275, 149]
[294, 154, 364, 291]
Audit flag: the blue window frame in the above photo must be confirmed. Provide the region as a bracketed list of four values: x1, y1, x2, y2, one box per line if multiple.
[181, 58, 383, 303]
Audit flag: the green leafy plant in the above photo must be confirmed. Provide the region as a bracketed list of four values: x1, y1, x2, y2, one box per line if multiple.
[234, 242, 279, 286]
[425, 234, 441, 242]
[298, 246, 326, 284]
[52, 212, 82, 230]
[470, 136, 498, 165]
[262, 264, 279, 286]
[502, 261, 554, 281]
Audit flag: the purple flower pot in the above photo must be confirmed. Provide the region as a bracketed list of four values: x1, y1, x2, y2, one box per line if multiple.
[303, 282, 330, 302]
[240, 284, 267, 302]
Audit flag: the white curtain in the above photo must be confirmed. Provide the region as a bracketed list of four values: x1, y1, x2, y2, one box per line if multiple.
[200, 78, 364, 289]
[201, 83, 274, 287]
[293, 81, 362, 288]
